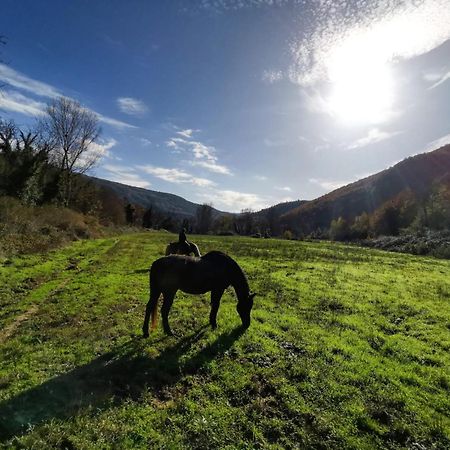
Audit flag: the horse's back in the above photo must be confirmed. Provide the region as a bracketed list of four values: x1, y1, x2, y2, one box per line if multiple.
[150, 253, 228, 294]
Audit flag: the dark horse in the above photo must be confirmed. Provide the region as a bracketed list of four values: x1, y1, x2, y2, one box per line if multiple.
[142, 251, 256, 337]
[165, 240, 201, 257]
[165, 228, 201, 257]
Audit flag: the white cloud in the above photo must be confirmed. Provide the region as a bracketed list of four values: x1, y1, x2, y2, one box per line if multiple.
[140, 138, 152, 146]
[166, 139, 179, 149]
[190, 141, 232, 174]
[424, 133, 450, 153]
[102, 164, 151, 188]
[176, 129, 197, 138]
[290, 1, 450, 88]
[76, 138, 117, 170]
[191, 160, 231, 175]
[0, 63, 60, 98]
[348, 128, 403, 150]
[262, 69, 283, 84]
[0, 90, 47, 116]
[141, 165, 215, 187]
[96, 113, 138, 129]
[87, 138, 117, 159]
[117, 97, 148, 116]
[166, 133, 232, 175]
[198, 189, 268, 212]
[289, 1, 450, 125]
[0, 63, 136, 129]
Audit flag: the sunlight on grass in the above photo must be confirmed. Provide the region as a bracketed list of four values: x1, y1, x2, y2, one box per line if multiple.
[0, 232, 449, 448]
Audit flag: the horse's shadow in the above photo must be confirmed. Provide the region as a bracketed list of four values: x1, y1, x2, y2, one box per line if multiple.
[0, 326, 245, 442]
[131, 268, 149, 274]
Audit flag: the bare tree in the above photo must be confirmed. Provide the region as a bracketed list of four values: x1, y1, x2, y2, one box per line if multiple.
[196, 203, 213, 234]
[41, 97, 101, 206]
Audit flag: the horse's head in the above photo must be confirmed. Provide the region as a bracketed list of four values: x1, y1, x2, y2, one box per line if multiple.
[237, 292, 256, 328]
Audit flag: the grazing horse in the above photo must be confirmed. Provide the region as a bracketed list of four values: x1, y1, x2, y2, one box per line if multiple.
[165, 240, 201, 257]
[142, 251, 256, 337]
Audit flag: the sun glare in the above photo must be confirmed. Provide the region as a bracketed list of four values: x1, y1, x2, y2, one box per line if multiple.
[326, 41, 395, 125]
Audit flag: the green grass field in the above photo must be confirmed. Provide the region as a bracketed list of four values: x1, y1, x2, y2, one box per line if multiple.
[0, 232, 449, 449]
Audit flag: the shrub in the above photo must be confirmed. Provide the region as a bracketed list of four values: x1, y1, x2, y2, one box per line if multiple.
[282, 230, 293, 240]
[0, 196, 104, 256]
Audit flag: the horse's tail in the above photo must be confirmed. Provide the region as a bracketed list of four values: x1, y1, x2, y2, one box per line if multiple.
[149, 262, 162, 330]
[150, 294, 159, 330]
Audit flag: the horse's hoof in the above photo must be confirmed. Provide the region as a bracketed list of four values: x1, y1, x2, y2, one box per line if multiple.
[143, 332, 149, 338]
[210, 323, 217, 330]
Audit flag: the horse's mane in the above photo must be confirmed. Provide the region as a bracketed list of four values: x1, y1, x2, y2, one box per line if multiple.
[202, 251, 249, 293]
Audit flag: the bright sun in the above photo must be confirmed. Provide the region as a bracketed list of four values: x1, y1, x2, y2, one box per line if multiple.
[325, 35, 395, 125]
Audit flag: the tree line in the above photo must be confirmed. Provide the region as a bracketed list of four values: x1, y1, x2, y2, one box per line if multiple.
[328, 186, 450, 241]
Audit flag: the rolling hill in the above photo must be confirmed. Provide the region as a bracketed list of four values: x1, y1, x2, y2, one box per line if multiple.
[90, 176, 226, 219]
[281, 144, 450, 234]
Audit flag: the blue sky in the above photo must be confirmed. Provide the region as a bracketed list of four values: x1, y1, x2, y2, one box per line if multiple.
[1, 0, 450, 212]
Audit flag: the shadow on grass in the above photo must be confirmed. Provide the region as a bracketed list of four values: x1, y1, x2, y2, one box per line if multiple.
[132, 268, 150, 274]
[0, 326, 245, 442]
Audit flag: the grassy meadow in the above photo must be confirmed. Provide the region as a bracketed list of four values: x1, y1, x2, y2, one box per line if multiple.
[0, 232, 449, 449]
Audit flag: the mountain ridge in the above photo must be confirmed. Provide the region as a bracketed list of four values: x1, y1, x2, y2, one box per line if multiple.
[281, 144, 450, 233]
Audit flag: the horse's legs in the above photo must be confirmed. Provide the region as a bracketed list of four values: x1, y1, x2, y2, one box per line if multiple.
[143, 285, 161, 337]
[161, 290, 177, 335]
[209, 288, 225, 329]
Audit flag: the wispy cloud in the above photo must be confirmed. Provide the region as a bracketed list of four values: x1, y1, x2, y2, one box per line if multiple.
[0, 63, 60, 98]
[290, 1, 450, 87]
[189, 140, 231, 174]
[191, 160, 231, 175]
[262, 69, 283, 84]
[87, 138, 117, 159]
[348, 128, 403, 150]
[424, 132, 450, 152]
[141, 165, 215, 187]
[0, 63, 136, 129]
[117, 97, 148, 116]
[96, 113, 138, 129]
[77, 138, 117, 169]
[0, 90, 47, 116]
[140, 138, 152, 146]
[198, 189, 268, 212]
[102, 164, 151, 188]
[176, 128, 197, 138]
[166, 132, 232, 175]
